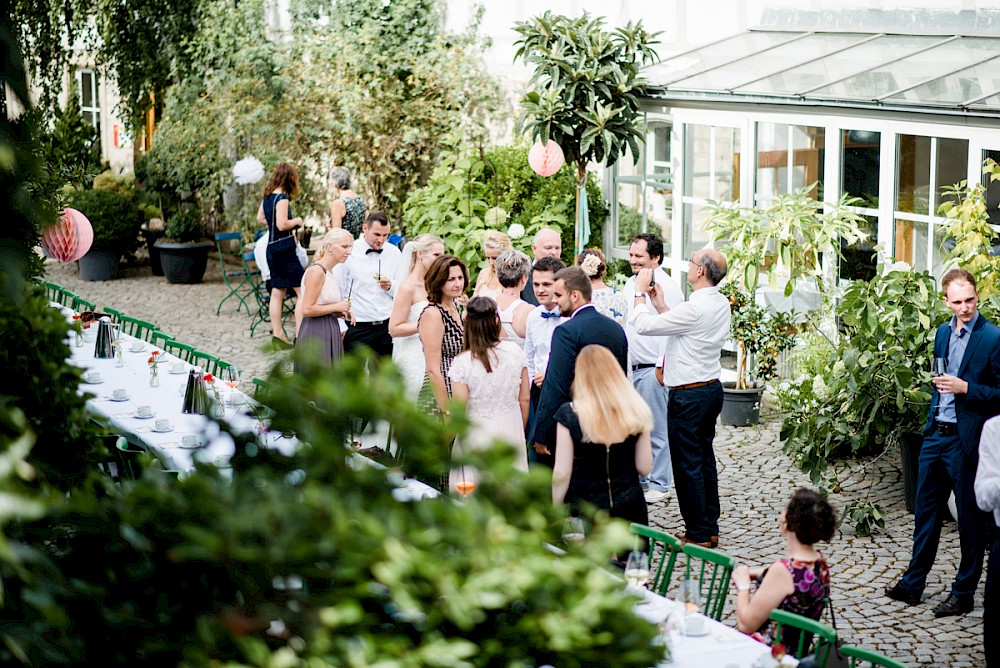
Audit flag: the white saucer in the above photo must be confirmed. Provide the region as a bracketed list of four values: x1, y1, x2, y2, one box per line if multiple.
[168, 368, 187, 375]
[134, 412, 156, 419]
[128, 347, 146, 353]
[152, 426, 174, 433]
[177, 442, 203, 449]
[110, 396, 131, 402]
[83, 378, 104, 385]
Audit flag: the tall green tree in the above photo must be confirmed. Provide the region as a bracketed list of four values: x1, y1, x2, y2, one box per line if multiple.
[513, 12, 658, 252]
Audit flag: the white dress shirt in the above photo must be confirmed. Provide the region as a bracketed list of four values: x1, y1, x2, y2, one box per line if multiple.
[630, 286, 731, 387]
[332, 237, 402, 322]
[976, 416, 1000, 525]
[524, 304, 566, 377]
[623, 269, 684, 367]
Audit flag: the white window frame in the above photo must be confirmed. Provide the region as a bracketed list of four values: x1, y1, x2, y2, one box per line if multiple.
[76, 68, 101, 153]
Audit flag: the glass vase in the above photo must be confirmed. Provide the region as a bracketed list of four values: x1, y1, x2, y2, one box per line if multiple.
[149, 366, 160, 388]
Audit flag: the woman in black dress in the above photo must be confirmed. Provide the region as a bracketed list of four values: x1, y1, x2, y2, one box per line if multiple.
[257, 162, 305, 348]
[552, 345, 653, 525]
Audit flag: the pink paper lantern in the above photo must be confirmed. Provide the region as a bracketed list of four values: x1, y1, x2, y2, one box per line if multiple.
[41, 208, 94, 262]
[528, 140, 565, 177]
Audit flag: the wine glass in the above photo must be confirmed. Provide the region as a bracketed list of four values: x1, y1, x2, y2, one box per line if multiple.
[112, 340, 124, 367]
[676, 578, 701, 636]
[454, 465, 477, 497]
[933, 357, 947, 376]
[624, 551, 651, 590]
[562, 517, 586, 547]
[222, 365, 241, 389]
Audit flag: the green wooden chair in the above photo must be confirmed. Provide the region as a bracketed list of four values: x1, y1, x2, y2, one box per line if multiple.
[215, 231, 256, 315]
[190, 349, 222, 375]
[41, 280, 62, 302]
[244, 250, 296, 339]
[630, 523, 682, 596]
[839, 645, 908, 668]
[71, 295, 97, 313]
[150, 330, 175, 351]
[58, 289, 78, 308]
[104, 307, 125, 323]
[118, 315, 159, 342]
[252, 377, 275, 404]
[770, 609, 838, 664]
[681, 542, 736, 621]
[165, 339, 197, 363]
[115, 436, 147, 481]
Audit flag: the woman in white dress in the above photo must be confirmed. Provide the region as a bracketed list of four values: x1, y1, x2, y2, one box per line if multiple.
[578, 248, 628, 325]
[448, 296, 531, 491]
[493, 249, 534, 344]
[471, 230, 512, 301]
[389, 234, 445, 399]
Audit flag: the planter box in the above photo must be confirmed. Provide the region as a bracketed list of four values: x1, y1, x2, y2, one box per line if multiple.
[155, 240, 213, 284]
[720, 382, 764, 427]
[78, 249, 119, 281]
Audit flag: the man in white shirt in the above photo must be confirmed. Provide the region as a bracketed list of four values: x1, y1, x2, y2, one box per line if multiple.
[976, 416, 1000, 667]
[521, 228, 562, 305]
[333, 212, 402, 357]
[522, 256, 566, 454]
[631, 247, 731, 549]
[623, 233, 684, 505]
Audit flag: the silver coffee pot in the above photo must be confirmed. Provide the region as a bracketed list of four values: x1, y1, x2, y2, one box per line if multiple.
[93, 317, 121, 359]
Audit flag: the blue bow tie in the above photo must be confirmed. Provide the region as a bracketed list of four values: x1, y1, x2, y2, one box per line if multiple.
[541, 311, 560, 319]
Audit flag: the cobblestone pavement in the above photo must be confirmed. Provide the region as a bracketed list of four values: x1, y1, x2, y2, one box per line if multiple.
[47, 258, 986, 667]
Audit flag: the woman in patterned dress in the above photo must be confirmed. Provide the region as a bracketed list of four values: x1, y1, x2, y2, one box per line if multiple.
[329, 166, 366, 238]
[732, 488, 836, 649]
[410, 255, 468, 489]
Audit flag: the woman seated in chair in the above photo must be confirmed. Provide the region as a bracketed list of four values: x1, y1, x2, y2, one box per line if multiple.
[732, 487, 836, 645]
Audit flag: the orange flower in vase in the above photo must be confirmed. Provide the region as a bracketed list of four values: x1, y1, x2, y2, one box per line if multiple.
[147, 350, 162, 387]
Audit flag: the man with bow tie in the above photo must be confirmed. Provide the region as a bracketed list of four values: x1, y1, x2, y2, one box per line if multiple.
[522, 256, 566, 455]
[333, 212, 402, 357]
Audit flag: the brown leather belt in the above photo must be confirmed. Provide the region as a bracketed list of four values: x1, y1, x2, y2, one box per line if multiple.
[668, 379, 719, 391]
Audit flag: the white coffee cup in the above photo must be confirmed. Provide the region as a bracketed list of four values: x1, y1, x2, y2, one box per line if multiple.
[112, 388, 129, 401]
[181, 434, 201, 447]
[129, 340, 144, 352]
[686, 614, 705, 636]
[86, 371, 102, 383]
[154, 418, 171, 432]
[136, 405, 153, 418]
[171, 361, 185, 373]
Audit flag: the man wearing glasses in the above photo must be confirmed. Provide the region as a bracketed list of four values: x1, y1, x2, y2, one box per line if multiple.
[630, 248, 731, 549]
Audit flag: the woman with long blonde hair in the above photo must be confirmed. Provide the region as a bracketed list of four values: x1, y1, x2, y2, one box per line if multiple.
[294, 228, 355, 369]
[472, 230, 512, 300]
[389, 233, 445, 398]
[552, 345, 653, 524]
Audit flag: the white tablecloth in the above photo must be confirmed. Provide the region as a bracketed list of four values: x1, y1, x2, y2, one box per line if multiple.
[632, 588, 774, 667]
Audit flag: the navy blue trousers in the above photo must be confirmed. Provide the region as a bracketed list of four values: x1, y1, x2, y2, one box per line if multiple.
[900, 430, 989, 599]
[667, 381, 723, 543]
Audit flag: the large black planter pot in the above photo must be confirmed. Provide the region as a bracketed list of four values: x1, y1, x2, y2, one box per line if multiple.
[142, 227, 166, 276]
[78, 249, 119, 281]
[900, 431, 923, 514]
[720, 382, 765, 427]
[155, 239, 213, 284]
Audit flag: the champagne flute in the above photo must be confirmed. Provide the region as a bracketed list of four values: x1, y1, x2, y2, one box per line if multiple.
[562, 517, 586, 547]
[624, 551, 651, 590]
[933, 357, 947, 376]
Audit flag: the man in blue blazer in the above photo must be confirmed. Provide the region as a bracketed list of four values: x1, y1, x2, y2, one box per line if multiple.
[532, 266, 628, 465]
[886, 268, 1000, 617]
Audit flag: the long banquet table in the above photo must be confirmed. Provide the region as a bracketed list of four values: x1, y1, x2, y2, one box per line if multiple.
[632, 587, 782, 667]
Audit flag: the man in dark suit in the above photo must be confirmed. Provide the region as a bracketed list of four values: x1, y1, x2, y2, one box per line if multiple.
[886, 268, 1000, 617]
[520, 228, 562, 306]
[532, 266, 628, 465]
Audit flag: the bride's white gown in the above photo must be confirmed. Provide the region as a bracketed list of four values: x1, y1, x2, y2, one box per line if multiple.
[392, 299, 428, 400]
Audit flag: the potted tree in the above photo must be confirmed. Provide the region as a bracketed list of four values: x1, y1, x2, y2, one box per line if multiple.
[707, 185, 867, 425]
[66, 188, 144, 281]
[155, 209, 213, 284]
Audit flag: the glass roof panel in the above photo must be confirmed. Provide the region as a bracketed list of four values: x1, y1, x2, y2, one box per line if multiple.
[808, 36, 1000, 100]
[644, 32, 806, 86]
[882, 55, 1000, 105]
[968, 93, 1000, 111]
[736, 35, 942, 96]
[667, 33, 871, 92]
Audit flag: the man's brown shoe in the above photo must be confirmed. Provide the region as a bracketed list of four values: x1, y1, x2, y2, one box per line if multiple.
[674, 532, 713, 549]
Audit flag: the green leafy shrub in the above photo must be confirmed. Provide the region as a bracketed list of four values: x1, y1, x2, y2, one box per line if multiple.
[37, 81, 102, 187]
[164, 208, 207, 243]
[403, 141, 608, 277]
[65, 188, 144, 259]
[720, 283, 797, 386]
[779, 264, 946, 486]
